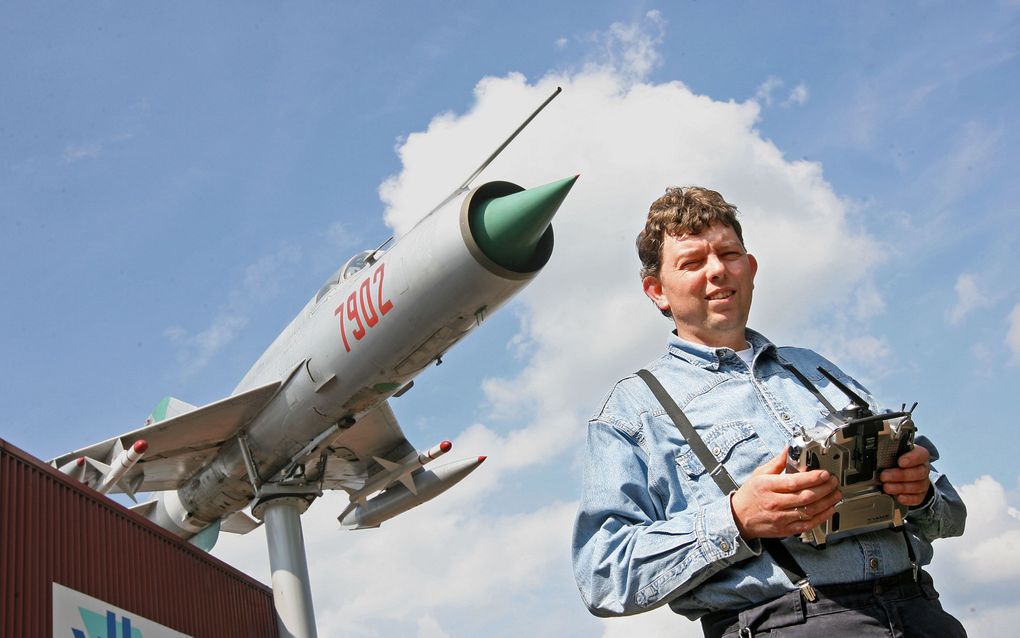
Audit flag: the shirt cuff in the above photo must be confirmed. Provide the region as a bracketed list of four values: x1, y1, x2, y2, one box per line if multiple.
[909, 484, 937, 512]
[700, 492, 762, 563]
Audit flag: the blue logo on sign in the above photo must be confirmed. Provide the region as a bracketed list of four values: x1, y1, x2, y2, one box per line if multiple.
[71, 608, 142, 638]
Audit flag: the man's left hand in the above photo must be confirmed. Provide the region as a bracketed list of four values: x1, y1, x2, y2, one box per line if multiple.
[880, 445, 931, 507]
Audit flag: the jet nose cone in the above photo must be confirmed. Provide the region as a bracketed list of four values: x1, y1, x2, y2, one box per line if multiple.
[469, 175, 579, 272]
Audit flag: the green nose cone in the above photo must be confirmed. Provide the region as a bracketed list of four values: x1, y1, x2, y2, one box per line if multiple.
[470, 175, 578, 271]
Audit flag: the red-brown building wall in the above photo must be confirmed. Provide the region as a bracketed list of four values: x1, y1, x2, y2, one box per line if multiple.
[0, 438, 279, 637]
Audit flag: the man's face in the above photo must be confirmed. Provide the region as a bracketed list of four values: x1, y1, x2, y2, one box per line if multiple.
[642, 222, 758, 351]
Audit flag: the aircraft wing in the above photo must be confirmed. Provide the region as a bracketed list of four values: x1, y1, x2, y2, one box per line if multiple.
[314, 401, 417, 493]
[50, 381, 282, 493]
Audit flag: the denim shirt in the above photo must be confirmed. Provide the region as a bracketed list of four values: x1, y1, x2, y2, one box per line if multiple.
[571, 329, 966, 619]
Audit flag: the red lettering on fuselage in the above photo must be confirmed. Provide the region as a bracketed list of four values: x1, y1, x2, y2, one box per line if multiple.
[373, 265, 394, 315]
[336, 262, 394, 353]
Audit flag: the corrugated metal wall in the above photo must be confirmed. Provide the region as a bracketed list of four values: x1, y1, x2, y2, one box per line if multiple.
[0, 439, 279, 637]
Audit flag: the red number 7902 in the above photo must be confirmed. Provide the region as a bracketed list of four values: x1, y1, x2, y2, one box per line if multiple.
[335, 263, 394, 353]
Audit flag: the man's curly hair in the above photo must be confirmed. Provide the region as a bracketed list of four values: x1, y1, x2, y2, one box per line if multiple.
[636, 186, 745, 280]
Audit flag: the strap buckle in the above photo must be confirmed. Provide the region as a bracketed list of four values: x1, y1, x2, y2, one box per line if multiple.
[795, 578, 817, 603]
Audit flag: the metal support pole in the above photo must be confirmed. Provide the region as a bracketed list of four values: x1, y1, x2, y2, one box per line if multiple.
[261, 497, 318, 638]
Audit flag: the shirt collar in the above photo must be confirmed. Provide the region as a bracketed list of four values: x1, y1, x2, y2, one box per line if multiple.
[666, 328, 776, 370]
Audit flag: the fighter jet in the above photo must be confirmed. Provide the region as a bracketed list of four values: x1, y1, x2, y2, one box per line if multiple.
[49, 89, 575, 637]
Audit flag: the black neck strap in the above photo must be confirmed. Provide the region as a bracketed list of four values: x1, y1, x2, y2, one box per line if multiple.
[778, 360, 839, 415]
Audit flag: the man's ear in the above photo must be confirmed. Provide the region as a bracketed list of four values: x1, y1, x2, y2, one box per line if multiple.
[642, 275, 669, 311]
[748, 253, 758, 280]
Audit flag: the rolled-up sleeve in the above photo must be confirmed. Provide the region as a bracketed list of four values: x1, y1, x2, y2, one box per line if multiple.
[571, 419, 760, 616]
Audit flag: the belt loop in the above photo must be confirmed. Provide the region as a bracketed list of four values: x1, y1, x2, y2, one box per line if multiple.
[737, 607, 753, 638]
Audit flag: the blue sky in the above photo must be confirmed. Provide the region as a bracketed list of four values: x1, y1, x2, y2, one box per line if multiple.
[2, 2, 1019, 636]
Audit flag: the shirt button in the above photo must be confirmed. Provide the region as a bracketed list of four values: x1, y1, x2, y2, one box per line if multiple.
[712, 446, 722, 456]
[781, 412, 792, 421]
[869, 558, 879, 570]
[720, 541, 731, 552]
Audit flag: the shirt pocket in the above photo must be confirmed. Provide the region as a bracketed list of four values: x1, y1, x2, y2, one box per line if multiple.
[675, 420, 764, 482]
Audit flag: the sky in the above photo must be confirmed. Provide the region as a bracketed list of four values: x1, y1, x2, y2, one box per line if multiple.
[2, 2, 1019, 636]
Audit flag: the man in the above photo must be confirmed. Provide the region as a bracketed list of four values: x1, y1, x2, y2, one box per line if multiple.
[571, 187, 967, 636]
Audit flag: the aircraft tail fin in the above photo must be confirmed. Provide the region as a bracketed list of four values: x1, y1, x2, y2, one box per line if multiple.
[188, 519, 220, 552]
[144, 396, 198, 425]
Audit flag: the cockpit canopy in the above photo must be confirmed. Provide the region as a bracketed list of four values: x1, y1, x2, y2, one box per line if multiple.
[315, 249, 379, 303]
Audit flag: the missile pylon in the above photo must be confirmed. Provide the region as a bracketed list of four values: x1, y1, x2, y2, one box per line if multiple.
[340, 440, 453, 515]
[338, 456, 486, 529]
[96, 440, 148, 495]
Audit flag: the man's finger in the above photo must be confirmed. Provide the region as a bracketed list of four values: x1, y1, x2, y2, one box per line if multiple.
[894, 492, 929, 507]
[767, 469, 833, 493]
[752, 448, 790, 477]
[881, 465, 928, 483]
[884, 479, 930, 496]
[797, 504, 839, 534]
[897, 445, 930, 468]
[769, 479, 841, 510]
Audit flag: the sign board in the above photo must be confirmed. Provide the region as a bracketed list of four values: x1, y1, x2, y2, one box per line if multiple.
[52, 583, 192, 638]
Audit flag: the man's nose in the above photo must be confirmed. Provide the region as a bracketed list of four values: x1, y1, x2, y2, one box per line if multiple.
[705, 254, 726, 278]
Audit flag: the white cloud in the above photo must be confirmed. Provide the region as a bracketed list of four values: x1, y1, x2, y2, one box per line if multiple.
[555, 37, 569, 49]
[823, 333, 892, 370]
[164, 314, 247, 374]
[753, 77, 807, 108]
[416, 615, 452, 638]
[581, 10, 666, 82]
[215, 493, 586, 637]
[62, 132, 135, 164]
[1007, 303, 1020, 364]
[242, 244, 302, 302]
[782, 83, 809, 107]
[755, 76, 783, 106]
[927, 475, 1020, 637]
[948, 273, 990, 324]
[326, 221, 360, 249]
[62, 143, 103, 163]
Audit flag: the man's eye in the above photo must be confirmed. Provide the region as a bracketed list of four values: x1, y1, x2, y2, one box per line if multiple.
[679, 259, 703, 270]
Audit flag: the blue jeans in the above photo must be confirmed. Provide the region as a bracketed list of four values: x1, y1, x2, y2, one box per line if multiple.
[700, 570, 966, 638]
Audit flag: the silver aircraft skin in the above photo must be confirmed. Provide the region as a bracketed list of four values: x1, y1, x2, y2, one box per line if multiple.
[51, 164, 577, 549]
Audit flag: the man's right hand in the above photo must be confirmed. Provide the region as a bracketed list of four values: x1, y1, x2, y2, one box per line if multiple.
[730, 448, 842, 540]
